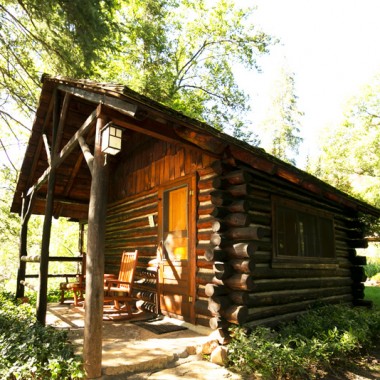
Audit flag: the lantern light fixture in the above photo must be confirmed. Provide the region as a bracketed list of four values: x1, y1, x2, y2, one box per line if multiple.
[101, 122, 123, 155]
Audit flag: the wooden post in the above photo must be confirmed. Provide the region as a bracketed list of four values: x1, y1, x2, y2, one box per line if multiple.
[36, 89, 60, 325]
[16, 194, 33, 299]
[83, 111, 109, 379]
[36, 162, 56, 325]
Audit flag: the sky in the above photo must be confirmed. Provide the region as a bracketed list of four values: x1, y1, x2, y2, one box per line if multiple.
[238, 0, 380, 167]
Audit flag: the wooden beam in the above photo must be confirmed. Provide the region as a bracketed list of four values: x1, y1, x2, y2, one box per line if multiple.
[58, 83, 137, 117]
[42, 134, 51, 165]
[24, 96, 54, 195]
[83, 114, 108, 378]
[26, 107, 98, 196]
[174, 125, 227, 154]
[54, 133, 95, 218]
[106, 108, 181, 144]
[78, 135, 94, 174]
[52, 154, 86, 219]
[104, 107, 221, 158]
[21, 255, 83, 262]
[53, 93, 71, 157]
[54, 107, 98, 168]
[20, 280, 39, 292]
[35, 194, 88, 206]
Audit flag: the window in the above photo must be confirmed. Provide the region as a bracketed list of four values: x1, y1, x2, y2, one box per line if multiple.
[162, 185, 189, 261]
[274, 197, 335, 260]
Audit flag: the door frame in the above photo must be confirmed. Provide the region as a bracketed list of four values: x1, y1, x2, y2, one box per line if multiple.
[157, 174, 196, 323]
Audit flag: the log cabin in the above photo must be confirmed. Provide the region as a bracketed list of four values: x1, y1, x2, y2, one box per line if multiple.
[11, 75, 380, 375]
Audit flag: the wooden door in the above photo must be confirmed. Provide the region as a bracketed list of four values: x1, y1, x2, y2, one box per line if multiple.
[158, 175, 195, 323]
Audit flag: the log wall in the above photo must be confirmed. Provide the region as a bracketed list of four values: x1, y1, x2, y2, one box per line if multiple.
[200, 158, 368, 333]
[105, 136, 214, 312]
[104, 134, 368, 329]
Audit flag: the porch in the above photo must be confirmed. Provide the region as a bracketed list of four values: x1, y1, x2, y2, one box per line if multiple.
[46, 303, 237, 379]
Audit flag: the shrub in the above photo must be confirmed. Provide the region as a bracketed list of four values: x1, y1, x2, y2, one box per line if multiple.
[0, 292, 84, 379]
[228, 304, 380, 379]
[364, 259, 380, 278]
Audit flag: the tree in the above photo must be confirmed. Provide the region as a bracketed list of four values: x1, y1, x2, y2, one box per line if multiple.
[308, 74, 380, 235]
[0, 0, 274, 291]
[0, 0, 119, 170]
[257, 67, 303, 165]
[1, 1, 273, 168]
[95, 0, 273, 135]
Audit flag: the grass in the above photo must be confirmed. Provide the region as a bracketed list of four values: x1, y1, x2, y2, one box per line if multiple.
[365, 286, 380, 309]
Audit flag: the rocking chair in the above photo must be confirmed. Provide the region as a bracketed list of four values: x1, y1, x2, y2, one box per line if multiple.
[103, 250, 138, 316]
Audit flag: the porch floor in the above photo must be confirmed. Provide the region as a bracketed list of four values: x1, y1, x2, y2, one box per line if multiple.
[46, 303, 239, 379]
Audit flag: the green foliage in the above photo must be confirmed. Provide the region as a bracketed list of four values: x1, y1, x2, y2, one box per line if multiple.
[308, 73, 380, 208]
[96, 0, 273, 135]
[258, 67, 304, 164]
[365, 286, 380, 309]
[228, 304, 380, 379]
[0, 164, 79, 293]
[365, 258, 380, 278]
[1, 0, 273, 157]
[19, 289, 62, 307]
[0, 292, 84, 379]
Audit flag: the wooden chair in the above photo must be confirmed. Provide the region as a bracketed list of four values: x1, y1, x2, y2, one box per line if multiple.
[60, 254, 86, 306]
[103, 250, 138, 315]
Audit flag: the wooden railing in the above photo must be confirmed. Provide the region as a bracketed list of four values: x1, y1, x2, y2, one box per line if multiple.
[19, 255, 83, 283]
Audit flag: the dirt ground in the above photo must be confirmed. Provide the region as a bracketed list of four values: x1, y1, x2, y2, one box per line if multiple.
[320, 344, 380, 380]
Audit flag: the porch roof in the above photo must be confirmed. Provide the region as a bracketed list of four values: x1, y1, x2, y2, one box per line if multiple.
[11, 75, 380, 220]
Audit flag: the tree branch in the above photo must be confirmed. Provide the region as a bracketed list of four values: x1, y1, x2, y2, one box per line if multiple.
[0, 139, 19, 173]
[0, 110, 31, 132]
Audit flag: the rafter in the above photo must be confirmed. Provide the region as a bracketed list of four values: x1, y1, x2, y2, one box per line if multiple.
[26, 107, 98, 196]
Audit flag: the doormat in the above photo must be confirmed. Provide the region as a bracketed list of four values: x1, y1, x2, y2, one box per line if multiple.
[132, 318, 188, 335]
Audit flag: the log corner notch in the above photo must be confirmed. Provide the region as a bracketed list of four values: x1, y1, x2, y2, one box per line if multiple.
[201, 158, 272, 333]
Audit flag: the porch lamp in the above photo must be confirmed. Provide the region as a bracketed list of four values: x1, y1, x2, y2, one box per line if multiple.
[101, 122, 123, 155]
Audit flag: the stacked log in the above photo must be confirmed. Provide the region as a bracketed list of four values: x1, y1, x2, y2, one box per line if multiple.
[333, 215, 369, 305]
[199, 162, 269, 330]
[196, 166, 220, 328]
[199, 160, 370, 330]
[105, 189, 159, 313]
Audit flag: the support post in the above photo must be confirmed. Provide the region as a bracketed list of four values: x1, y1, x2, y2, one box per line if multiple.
[36, 159, 56, 325]
[83, 111, 109, 379]
[16, 194, 33, 299]
[36, 89, 60, 325]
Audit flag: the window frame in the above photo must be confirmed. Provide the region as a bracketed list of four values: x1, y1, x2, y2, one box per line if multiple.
[272, 196, 337, 268]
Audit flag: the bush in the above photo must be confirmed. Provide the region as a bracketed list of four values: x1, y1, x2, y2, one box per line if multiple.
[364, 259, 380, 278]
[228, 304, 380, 379]
[0, 292, 84, 379]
